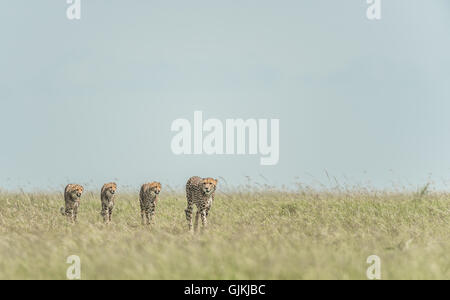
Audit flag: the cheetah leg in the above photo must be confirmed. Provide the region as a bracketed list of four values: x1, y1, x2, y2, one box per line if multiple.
[194, 210, 200, 232]
[101, 203, 109, 223]
[65, 208, 74, 223]
[144, 208, 151, 225]
[141, 209, 146, 225]
[200, 209, 208, 230]
[205, 205, 211, 218]
[108, 207, 113, 223]
[148, 203, 156, 225]
[73, 206, 78, 223]
[185, 203, 194, 232]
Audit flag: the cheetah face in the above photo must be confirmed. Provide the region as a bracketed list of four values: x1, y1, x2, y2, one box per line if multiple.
[150, 182, 162, 195]
[202, 178, 218, 195]
[72, 186, 84, 198]
[108, 185, 116, 195]
[104, 182, 117, 195]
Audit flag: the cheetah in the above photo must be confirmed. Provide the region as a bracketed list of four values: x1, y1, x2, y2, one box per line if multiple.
[185, 176, 218, 232]
[139, 182, 161, 225]
[100, 182, 117, 223]
[60, 184, 84, 223]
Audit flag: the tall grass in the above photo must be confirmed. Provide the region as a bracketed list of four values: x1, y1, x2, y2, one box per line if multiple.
[0, 185, 448, 279]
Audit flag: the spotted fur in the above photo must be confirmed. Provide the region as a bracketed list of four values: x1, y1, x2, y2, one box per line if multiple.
[185, 176, 218, 232]
[100, 182, 117, 223]
[60, 184, 84, 223]
[139, 182, 162, 225]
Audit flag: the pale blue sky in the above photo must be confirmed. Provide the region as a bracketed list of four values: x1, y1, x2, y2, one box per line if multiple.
[1, 1, 449, 191]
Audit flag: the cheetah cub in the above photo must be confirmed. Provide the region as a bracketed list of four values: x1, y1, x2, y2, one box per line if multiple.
[100, 182, 117, 223]
[185, 176, 218, 232]
[139, 182, 162, 225]
[60, 184, 84, 223]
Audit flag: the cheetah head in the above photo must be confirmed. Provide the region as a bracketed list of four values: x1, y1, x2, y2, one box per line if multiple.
[70, 185, 84, 198]
[105, 183, 117, 195]
[202, 178, 218, 195]
[149, 182, 162, 195]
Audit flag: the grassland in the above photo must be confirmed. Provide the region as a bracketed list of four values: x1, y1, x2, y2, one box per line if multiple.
[0, 185, 448, 280]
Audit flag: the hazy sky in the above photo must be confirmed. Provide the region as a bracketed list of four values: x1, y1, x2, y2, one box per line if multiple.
[1, 1, 449, 191]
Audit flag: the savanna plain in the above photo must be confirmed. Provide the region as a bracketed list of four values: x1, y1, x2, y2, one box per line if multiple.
[0, 184, 448, 280]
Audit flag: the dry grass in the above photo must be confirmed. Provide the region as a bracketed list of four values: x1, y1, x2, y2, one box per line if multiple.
[0, 185, 449, 279]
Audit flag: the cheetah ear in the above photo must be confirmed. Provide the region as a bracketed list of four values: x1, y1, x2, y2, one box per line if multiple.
[215, 179, 218, 185]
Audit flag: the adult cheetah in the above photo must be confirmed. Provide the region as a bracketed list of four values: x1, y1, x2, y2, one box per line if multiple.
[139, 182, 161, 225]
[185, 176, 218, 232]
[100, 182, 117, 223]
[60, 184, 84, 223]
